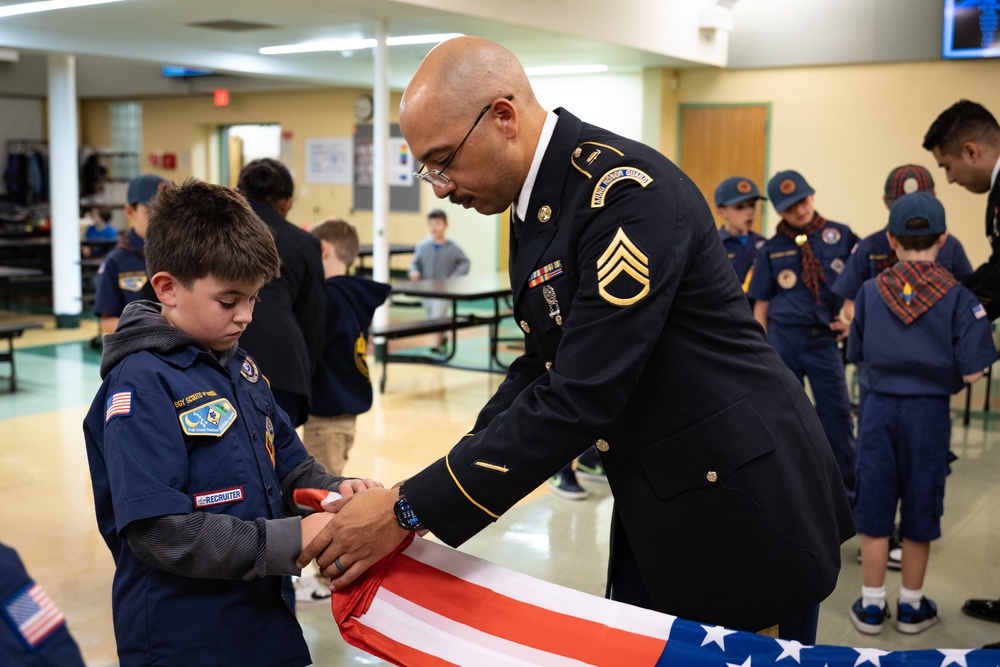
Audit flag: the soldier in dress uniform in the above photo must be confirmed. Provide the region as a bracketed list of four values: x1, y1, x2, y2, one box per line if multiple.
[301, 36, 855, 644]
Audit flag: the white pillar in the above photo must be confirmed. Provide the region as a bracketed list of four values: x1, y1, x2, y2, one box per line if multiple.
[47, 53, 82, 328]
[372, 19, 391, 335]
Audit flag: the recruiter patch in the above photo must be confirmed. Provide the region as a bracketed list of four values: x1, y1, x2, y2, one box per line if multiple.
[179, 398, 237, 437]
[193, 486, 245, 509]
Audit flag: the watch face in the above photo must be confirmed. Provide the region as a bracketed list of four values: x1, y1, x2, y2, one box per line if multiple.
[354, 94, 373, 122]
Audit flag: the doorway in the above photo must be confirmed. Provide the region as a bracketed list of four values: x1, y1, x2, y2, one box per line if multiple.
[678, 104, 770, 233]
[219, 124, 282, 187]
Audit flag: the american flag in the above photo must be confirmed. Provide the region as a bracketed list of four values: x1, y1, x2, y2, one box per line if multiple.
[291, 492, 991, 667]
[105, 389, 132, 422]
[3, 582, 65, 649]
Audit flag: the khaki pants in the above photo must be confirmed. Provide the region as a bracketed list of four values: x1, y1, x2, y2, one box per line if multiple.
[302, 413, 356, 476]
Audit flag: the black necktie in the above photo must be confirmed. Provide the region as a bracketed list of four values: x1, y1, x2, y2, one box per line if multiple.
[511, 208, 523, 240]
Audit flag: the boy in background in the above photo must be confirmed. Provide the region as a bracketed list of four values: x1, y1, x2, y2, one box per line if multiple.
[408, 209, 470, 352]
[93, 174, 166, 336]
[748, 170, 860, 497]
[83, 180, 381, 666]
[714, 176, 767, 294]
[847, 192, 996, 635]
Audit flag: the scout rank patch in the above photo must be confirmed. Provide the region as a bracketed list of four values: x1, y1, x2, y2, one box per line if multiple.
[597, 227, 649, 306]
[179, 398, 237, 436]
[117, 271, 147, 292]
[240, 357, 260, 383]
[528, 260, 563, 288]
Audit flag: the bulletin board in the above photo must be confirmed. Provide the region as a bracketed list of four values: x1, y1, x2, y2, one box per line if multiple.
[352, 123, 420, 212]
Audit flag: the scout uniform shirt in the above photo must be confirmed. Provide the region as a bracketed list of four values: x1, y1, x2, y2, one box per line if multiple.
[93, 227, 156, 318]
[719, 227, 766, 291]
[84, 301, 313, 667]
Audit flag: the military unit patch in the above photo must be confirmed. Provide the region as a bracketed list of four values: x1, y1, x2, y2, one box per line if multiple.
[597, 227, 650, 306]
[528, 261, 564, 288]
[591, 168, 653, 209]
[179, 398, 237, 437]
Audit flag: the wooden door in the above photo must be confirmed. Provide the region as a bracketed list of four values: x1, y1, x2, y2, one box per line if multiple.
[679, 105, 769, 233]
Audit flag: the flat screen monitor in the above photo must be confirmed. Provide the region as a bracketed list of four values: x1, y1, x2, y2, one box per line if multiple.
[943, 0, 1000, 59]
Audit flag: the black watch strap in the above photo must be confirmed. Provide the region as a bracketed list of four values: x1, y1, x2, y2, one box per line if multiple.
[393, 486, 425, 532]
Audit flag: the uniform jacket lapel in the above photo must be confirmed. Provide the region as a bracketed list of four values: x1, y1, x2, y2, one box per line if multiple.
[511, 109, 583, 303]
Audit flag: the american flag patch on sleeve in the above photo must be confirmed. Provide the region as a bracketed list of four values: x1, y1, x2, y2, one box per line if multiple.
[973, 303, 988, 320]
[2, 582, 65, 650]
[105, 390, 133, 422]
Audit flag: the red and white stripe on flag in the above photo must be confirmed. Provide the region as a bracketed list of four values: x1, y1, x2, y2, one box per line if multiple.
[3, 582, 66, 649]
[332, 535, 671, 666]
[105, 390, 132, 422]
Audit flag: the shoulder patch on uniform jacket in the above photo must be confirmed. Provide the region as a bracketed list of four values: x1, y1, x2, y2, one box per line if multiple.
[570, 141, 624, 178]
[591, 167, 653, 208]
[597, 227, 650, 306]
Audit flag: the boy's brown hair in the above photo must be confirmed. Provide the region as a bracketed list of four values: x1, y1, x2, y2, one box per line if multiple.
[311, 217, 360, 268]
[145, 179, 281, 287]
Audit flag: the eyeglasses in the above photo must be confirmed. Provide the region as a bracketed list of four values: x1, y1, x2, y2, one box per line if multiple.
[414, 95, 512, 188]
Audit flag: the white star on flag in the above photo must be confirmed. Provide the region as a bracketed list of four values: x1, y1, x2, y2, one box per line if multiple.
[775, 638, 806, 662]
[938, 648, 972, 667]
[854, 647, 891, 666]
[727, 657, 751, 667]
[701, 624, 738, 650]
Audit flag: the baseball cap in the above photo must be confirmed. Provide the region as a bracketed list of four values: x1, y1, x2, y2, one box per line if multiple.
[127, 174, 168, 206]
[887, 191, 946, 237]
[884, 164, 935, 203]
[767, 170, 815, 213]
[714, 177, 766, 207]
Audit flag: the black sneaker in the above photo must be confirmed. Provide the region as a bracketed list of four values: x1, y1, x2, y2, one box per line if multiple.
[547, 468, 588, 500]
[575, 447, 607, 483]
[850, 597, 889, 635]
[896, 596, 940, 634]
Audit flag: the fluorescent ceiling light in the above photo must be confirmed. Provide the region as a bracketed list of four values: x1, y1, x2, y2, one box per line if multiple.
[0, 0, 129, 19]
[525, 65, 609, 76]
[260, 33, 462, 55]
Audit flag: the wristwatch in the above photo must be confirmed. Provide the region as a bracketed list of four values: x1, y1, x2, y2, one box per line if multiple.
[393, 486, 426, 532]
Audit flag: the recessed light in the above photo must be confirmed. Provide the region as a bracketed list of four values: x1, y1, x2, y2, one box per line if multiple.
[0, 0, 130, 19]
[260, 33, 462, 55]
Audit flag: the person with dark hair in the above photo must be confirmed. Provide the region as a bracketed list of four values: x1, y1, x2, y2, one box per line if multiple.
[236, 158, 326, 427]
[924, 100, 1000, 631]
[923, 99, 1000, 321]
[299, 36, 854, 644]
[83, 179, 381, 666]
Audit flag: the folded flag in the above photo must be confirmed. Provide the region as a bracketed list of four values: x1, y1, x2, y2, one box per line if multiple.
[295, 490, 986, 666]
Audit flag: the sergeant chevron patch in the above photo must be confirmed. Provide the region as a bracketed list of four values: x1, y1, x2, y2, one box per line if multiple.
[591, 167, 653, 208]
[597, 227, 650, 306]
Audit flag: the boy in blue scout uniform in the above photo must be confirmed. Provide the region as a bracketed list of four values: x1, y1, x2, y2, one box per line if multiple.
[846, 192, 996, 635]
[303, 37, 855, 644]
[0, 541, 85, 666]
[83, 180, 382, 667]
[748, 170, 860, 497]
[93, 174, 167, 337]
[714, 176, 767, 293]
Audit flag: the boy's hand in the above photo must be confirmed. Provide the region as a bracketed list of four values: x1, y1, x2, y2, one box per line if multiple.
[336, 478, 383, 499]
[300, 511, 335, 553]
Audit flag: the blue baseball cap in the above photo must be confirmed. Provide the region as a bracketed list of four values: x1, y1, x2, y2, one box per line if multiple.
[767, 170, 815, 213]
[888, 191, 946, 237]
[714, 177, 766, 207]
[127, 174, 168, 206]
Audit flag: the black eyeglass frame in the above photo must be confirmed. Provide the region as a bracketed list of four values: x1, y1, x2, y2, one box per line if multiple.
[413, 95, 513, 188]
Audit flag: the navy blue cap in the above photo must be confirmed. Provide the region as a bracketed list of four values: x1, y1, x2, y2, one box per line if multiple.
[767, 170, 815, 213]
[714, 177, 766, 207]
[127, 174, 168, 206]
[887, 191, 946, 237]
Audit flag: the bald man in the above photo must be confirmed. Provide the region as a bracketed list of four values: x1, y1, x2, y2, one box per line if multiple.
[301, 36, 854, 643]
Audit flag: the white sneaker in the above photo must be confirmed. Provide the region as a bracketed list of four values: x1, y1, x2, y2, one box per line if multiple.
[294, 574, 332, 603]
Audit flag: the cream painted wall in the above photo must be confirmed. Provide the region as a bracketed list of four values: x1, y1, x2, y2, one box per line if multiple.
[673, 59, 1000, 267]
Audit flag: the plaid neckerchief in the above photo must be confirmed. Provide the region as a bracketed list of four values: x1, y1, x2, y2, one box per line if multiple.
[776, 213, 828, 301]
[876, 260, 957, 325]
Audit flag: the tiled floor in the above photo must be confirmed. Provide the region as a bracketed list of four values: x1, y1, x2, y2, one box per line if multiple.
[2, 316, 999, 666]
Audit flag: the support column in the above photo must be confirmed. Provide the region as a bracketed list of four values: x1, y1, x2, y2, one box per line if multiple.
[372, 19, 391, 341]
[47, 53, 82, 329]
